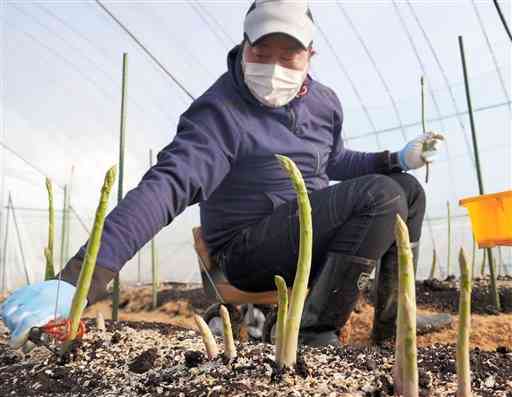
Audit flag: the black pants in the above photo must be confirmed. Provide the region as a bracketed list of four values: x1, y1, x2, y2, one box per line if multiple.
[216, 173, 426, 292]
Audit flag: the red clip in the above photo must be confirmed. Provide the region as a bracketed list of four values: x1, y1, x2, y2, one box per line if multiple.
[41, 319, 86, 342]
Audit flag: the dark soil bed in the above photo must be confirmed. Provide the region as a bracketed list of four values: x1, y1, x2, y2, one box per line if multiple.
[365, 276, 512, 315]
[1, 319, 511, 396]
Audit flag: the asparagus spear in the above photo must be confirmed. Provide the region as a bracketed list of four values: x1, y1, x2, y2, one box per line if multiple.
[44, 177, 55, 280]
[394, 215, 419, 396]
[194, 314, 219, 360]
[274, 275, 289, 366]
[61, 165, 116, 353]
[457, 248, 473, 397]
[275, 154, 313, 368]
[219, 305, 237, 360]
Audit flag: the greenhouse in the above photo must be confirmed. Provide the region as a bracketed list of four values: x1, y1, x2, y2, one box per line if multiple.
[0, 1, 511, 395]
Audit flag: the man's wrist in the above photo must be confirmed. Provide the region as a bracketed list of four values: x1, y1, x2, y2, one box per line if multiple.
[391, 151, 406, 172]
[375, 151, 404, 174]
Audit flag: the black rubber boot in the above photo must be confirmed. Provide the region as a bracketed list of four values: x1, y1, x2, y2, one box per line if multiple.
[299, 252, 377, 347]
[371, 242, 452, 345]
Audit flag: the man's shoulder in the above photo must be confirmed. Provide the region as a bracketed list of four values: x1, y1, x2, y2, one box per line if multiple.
[309, 78, 341, 109]
[194, 72, 241, 108]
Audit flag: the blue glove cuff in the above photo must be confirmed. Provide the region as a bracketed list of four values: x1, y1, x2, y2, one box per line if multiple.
[398, 149, 410, 171]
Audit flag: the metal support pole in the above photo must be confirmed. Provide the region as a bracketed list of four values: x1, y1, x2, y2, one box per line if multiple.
[446, 201, 452, 277]
[459, 36, 501, 311]
[150, 149, 159, 310]
[8, 194, 30, 285]
[1, 196, 11, 292]
[112, 52, 128, 322]
[137, 249, 142, 286]
[493, 0, 512, 42]
[498, 247, 504, 276]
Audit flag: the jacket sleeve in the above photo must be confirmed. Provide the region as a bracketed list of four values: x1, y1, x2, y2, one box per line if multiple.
[326, 92, 397, 181]
[68, 97, 241, 277]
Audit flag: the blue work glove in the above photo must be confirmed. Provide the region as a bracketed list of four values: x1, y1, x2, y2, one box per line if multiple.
[398, 132, 445, 171]
[0, 280, 80, 349]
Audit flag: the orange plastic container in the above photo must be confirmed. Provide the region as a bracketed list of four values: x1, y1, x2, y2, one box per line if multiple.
[459, 190, 512, 248]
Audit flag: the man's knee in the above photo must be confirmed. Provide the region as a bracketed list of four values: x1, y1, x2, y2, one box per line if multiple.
[352, 174, 408, 220]
[388, 173, 426, 214]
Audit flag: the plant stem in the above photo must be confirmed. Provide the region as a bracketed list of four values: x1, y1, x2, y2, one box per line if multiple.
[457, 248, 473, 397]
[61, 166, 116, 353]
[219, 305, 236, 360]
[394, 215, 418, 396]
[44, 177, 55, 280]
[274, 275, 288, 366]
[275, 155, 312, 369]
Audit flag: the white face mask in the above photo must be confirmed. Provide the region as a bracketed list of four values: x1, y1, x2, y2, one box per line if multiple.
[242, 51, 308, 108]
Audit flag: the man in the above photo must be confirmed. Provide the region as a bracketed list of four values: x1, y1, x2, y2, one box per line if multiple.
[1, 0, 449, 349]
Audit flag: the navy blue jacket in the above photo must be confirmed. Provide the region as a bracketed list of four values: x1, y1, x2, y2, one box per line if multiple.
[73, 45, 393, 274]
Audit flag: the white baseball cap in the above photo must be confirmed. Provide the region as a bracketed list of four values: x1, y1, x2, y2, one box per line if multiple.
[244, 0, 315, 49]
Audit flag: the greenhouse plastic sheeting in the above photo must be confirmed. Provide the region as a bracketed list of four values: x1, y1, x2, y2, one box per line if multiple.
[0, 1, 510, 290]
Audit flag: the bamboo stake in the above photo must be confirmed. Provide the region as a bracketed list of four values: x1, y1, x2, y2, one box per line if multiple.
[112, 53, 128, 322]
[1, 200, 11, 292]
[394, 215, 418, 397]
[63, 166, 74, 265]
[428, 249, 437, 279]
[274, 275, 288, 366]
[219, 305, 236, 360]
[471, 237, 476, 279]
[421, 76, 430, 183]
[9, 195, 31, 285]
[61, 166, 116, 354]
[149, 149, 159, 310]
[497, 247, 504, 277]
[194, 314, 219, 360]
[457, 248, 473, 397]
[480, 250, 486, 277]
[44, 177, 55, 280]
[60, 185, 68, 270]
[459, 35, 500, 311]
[137, 250, 142, 286]
[447, 201, 452, 278]
[275, 155, 312, 368]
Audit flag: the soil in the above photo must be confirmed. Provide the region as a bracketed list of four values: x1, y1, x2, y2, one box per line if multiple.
[1, 281, 511, 396]
[0, 319, 511, 396]
[364, 276, 512, 314]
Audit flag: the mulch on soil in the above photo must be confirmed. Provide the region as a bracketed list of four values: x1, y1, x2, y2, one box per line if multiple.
[1, 319, 511, 397]
[364, 276, 512, 314]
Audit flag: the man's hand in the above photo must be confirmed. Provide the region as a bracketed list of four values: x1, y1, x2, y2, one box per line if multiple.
[0, 280, 78, 349]
[398, 132, 445, 171]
